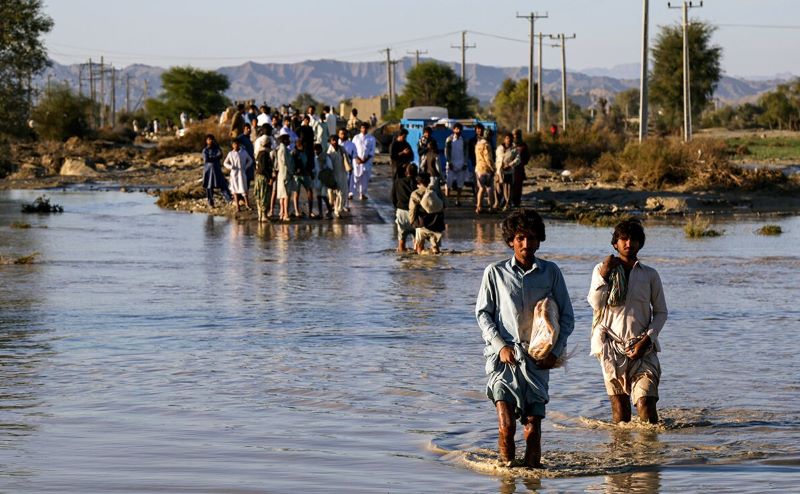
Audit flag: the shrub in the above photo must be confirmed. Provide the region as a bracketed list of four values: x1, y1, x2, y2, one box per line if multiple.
[684, 214, 723, 238]
[756, 224, 782, 235]
[149, 118, 231, 160]
[31, 83, 96, 141]
[21, 195, 63, 213]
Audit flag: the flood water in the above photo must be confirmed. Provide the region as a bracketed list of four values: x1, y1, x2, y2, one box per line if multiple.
[1, 189, 798, 493]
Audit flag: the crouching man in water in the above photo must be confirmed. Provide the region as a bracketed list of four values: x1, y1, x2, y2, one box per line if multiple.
[475, 210, 574, 467]
[588, 219, 667, 424]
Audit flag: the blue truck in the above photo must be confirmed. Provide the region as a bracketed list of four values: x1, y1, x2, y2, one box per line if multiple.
[400, 106, 497, 172]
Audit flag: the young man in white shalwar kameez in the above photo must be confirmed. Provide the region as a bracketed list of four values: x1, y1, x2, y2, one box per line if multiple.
[224, 139, 253, 211]
[587, 219, 668, 424]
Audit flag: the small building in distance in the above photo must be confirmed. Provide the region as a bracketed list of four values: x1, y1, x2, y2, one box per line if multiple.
[339, 96, 389, 123]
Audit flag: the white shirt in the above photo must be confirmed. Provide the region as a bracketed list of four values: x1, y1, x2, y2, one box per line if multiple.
[326, 113, 338, 137]
[587, 261, 668, 355]
[352, 132, 376, 165]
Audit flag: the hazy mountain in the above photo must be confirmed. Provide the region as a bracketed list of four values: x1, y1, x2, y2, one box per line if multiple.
[37, 58, 794, 113]
[579, 63, 642, 79]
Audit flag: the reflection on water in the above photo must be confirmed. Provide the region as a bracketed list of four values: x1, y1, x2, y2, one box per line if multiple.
[0, 189, 798, 493]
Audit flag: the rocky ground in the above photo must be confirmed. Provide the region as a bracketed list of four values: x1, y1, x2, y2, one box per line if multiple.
[2, 138, 799, 225]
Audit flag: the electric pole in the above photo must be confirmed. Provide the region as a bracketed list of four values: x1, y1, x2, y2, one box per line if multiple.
[100, 56, 106, 128]
[516, 11, 548, 133]
[550, 34, 576, 132]
[451, 31, 476, 90]
[389, 59, 400, 110]
[125, 73, 130, 113]
[111, 66, 116, 126]
[669, 0, 703, 142]
[382, 48, 393, 110]
[537, 33, 546, 132]
[639, 0, 650, 142]
[407, 49, 428, 67]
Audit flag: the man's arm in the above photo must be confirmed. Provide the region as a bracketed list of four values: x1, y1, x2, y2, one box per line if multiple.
[476, 265, 509, 356]
[647, 269, 668, 344]
[408, 191, 420, 224]
[587, 262, 611, 311]
[549, 265, 575, 359]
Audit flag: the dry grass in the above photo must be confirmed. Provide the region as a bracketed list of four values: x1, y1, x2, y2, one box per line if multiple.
[149, 118, 232, 161]
[756, 224, 783, 236]
[0, 252, 39, 265]
[684, 214, 723, 238]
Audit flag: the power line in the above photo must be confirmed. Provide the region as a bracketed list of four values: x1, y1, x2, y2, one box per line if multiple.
[46, 31, 463, 63]
[468, 30, 527, 44]
[715, 23, 800, 30]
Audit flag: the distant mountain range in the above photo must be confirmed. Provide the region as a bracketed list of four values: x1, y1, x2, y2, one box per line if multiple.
[38, 58, 796, 113]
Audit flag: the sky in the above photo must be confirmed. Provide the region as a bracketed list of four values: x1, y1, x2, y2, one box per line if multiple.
[43, 0, 800, 78]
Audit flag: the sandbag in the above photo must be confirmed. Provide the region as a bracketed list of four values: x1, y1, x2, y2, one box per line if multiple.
[420, 187, 444, 213]
[528, 297, 560, 360]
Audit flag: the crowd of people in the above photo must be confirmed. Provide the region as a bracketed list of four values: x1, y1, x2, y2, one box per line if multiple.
[389, 123, 531, 216]
[202, 102, 378, 222]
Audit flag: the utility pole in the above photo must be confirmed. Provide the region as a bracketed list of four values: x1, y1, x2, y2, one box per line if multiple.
[550, 34, 576, 132]
[99, 56, 105, 128]
[382, 48, 393, 110]
[516, 11, 548, 133]
[639, 0, 650, 142]
[451, 31, 476, 90]
[537, 33, 545, 132]
[125, 73, 130, 113]
[111, 66, 116, 126]
[389, 59, 400, 110]
[669, 0, 703, 142]
[407, 49, 428, 67]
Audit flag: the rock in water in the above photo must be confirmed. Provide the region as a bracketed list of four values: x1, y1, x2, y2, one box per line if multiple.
[528, 297, 560, 360]
[60, 157, 99, 177]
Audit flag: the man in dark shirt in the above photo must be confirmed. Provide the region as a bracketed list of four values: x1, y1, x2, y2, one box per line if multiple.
[391, 163, 418, 252]
[236, 123, 255, 189]
[389, 128, 414, 179]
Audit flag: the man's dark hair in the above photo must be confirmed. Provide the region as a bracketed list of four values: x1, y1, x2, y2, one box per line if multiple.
[361, 121, 370, 130]
[453, 122, 463, 131]
[502, 209, 546, 245]
[475, 122, 485, 131]
[313, 143, 323, 153]
[405, 163, 418, 178]
[417, 172, 431, 186]
[205, 134, 215, 140]
[323, 105, 330, 112]
[423, 126, 433, 135]
[612, 219, 645, 248]
[399, 128, 409, 136]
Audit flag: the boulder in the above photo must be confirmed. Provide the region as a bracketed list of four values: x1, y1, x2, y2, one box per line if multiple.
[9, 163, 47, 180]
[157, 153, 202, 167]
[645, 196, 688, 213]
[60, 157, 99, 177]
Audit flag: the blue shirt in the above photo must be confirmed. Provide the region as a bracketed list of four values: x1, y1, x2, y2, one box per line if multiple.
[476, 256, 575, 359]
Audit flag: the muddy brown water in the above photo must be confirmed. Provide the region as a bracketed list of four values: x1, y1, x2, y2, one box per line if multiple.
[0, 189, 798, 493]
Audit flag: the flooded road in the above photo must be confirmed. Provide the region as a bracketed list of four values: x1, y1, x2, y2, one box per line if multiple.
[1, 189, 798, 493]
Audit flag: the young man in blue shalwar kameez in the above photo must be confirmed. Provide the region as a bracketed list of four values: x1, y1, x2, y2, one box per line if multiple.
[475, 210, 574, 468]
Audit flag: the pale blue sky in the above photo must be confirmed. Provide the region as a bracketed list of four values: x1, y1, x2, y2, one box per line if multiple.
[43, 0, 799, 77]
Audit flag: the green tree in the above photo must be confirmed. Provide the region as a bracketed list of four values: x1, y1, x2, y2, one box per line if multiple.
[649, 22, 722, 133]
[145, 66, 229, 123]
[491, 78, 531, 131]
[394, 61, 476, 118]
[0, 0, 53, 137]
[291, 92, 320, 113]
[31, 83, 96, 141]
[613, 88, 640, 120]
